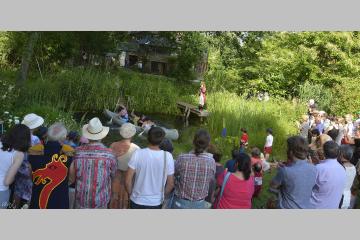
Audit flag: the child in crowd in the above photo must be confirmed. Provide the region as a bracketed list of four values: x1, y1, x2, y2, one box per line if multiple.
[33, 126, 48, 145]
[250, 147, 263, 198]
[239, 128, 249, 153]
[264, 128, 273, 161]
[64, 131, 80, 148]
[225, 149, 240, 173]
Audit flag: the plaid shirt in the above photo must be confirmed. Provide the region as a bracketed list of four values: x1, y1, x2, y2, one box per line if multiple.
[175, 152, 216, 201]
[73, 143, 117, 209]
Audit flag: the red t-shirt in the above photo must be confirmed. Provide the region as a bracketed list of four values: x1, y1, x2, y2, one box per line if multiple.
[240, 133, 249, 144]
[216, 172, 255, 209]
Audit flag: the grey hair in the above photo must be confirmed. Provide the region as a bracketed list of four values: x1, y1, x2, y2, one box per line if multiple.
[339, 144, 354, 161]
[47, 122, 67, 142]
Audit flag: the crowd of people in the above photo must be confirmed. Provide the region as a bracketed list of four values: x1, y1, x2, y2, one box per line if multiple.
[0, 99, 359, 209]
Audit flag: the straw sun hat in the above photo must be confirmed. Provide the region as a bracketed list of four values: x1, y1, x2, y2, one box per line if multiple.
[21, 113, 44, 130]
[82, 117, 109, 141]
[119, 123, 137, 139]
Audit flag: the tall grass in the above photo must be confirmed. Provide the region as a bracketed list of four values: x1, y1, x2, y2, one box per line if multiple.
[20, 67, 194, 114]
[206, 92, 306, 160]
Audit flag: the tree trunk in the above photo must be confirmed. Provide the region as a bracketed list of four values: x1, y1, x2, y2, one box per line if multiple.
[16, 32, 39, 86]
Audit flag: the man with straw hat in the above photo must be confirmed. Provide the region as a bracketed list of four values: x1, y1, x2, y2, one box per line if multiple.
[69, 117, 117, 209]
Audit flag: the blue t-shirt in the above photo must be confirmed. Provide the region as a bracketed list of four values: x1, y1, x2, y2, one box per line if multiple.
[316, 123, 324, 134]
[271, 159, 317, 209]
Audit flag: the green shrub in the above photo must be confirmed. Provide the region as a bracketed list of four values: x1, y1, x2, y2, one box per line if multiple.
[14, 103, 80, 131]
[330, 79, 360, 115]
[298, 81, 333, 113]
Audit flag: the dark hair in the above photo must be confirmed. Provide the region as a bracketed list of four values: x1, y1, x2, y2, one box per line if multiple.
[253, 162, 262, 173]
[339, 144, 354, 161]
[235, 153, 252, 180]
[241, 128, 247, 133]
[327, 128, 339, 141]
[355, 138, 360, 148]
[251, 147, 261, 158]
[311, 128, 320, 136]
[147, 126, 165, 146]
[212, 153, 222, 163]
[207, 144, 222, 163]
[231, 148, 239, 159]
[33, 126, 48, 141]
[266, 128, 273, 134]
[193, 129, 211, 156]
[159, 138, 174, 153]
[1, 124, 31, 152]
[323, 141, 339, 159]
[287, 136, 309, 160]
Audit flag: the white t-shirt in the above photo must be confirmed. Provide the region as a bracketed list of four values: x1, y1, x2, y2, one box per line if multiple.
[265, 134, 273, 147]
[128, 148, 174, 206]
[0, 148, 15, 191]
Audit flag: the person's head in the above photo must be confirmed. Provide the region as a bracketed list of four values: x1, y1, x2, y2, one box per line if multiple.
[207, 144, 222, 163]
[253, 162, 262, 173]
[33, 126, 48, 142]
[339, 144, 354, 162]
[323, 141, 339, 159]
[355, 138, 360, 148]
[67, 130, 80, 143]
[311, 128, 320, 137]
[231, 148, 240, 159]
[47, 123, 67, 142]
[301, 115, 309, 123]
[266, 128, 273, 135]
[21, 113, 44, 132]
[241, 128, 247, 133]
[287, 136, 309, 161]
[309, 99, 315, 106]
[193, 129, 211, 156]
[147, 126, 165, 146]
[119, 123, 137, 140]
[327, 128, 339, 141]
[82, 117, 109, 142]
[251, 147, 261, 158]
[234, 152, 252, 180]
[345, 114, 353, 123]
[315, 116, 321, 124]
[159, 138, 174, 153]
[1, 124, 31, 152]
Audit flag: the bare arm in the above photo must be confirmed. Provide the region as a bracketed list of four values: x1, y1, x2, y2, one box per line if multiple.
[165, 175, 174, 195]
[125, 167, 135, 195]
[4, 151, 24, 186]
[68, 161, 76, 185]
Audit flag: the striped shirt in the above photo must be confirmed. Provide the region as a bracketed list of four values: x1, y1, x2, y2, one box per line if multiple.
[175, 152, 216, 201]
[73, 143, 117, 209]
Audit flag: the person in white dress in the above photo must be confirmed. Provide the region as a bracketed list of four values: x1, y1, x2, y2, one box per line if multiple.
[338, 145, 356, 209]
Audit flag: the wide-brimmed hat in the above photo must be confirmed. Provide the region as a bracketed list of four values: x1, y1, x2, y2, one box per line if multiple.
[119, 123, 136, 139]
[21, 113, 44, 130]
[82, 117, 109, 140]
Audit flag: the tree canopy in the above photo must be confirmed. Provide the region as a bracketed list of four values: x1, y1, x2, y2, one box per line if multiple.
[0, 31, 359, 114]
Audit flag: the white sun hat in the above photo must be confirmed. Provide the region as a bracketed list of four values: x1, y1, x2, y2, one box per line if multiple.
[21, 113, 44, 130]
[82, 117, 109, 141]
[119, 123, 137, 139]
